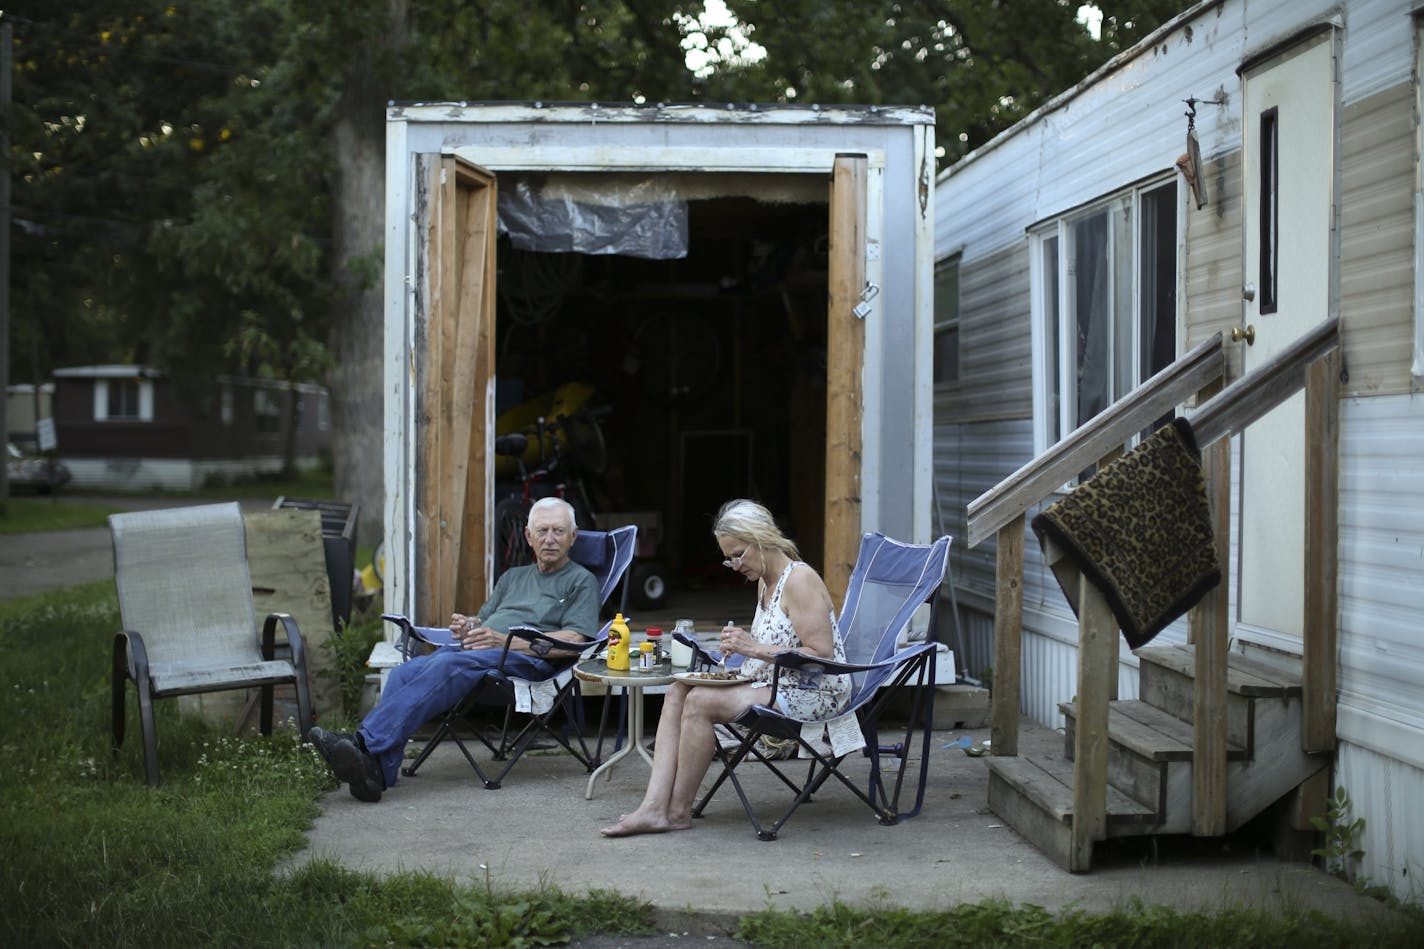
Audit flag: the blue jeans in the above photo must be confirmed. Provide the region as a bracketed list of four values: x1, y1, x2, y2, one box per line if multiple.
[358, 647, 554, 788]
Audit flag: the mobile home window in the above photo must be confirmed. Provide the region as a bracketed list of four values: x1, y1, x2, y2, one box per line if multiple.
[94, 378, 152, 421]
[1259, 107, 1279, 315]
[254, 389, 282, 434]
[107, 380, 140, 419]
[933, 257, 961, 387]
[1032, 180, 1178, 450]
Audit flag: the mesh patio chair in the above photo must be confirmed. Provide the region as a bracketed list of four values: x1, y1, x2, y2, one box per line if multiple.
[380, 524, 636, 789]
[109, 502, 315, 787]
[688, 531, 953, 839]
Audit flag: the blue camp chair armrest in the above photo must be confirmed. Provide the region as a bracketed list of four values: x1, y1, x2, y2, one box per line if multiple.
[768, 650, 869, 677]
[381, 613, 456, 660]
[502, 625, 592, 665]
[673, 630, 740, 671]
[766, 650, 861, 706]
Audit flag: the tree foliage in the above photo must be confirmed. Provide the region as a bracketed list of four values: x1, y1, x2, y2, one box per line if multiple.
[6, 0, 1193, 504]
[7, 0, 332, 400]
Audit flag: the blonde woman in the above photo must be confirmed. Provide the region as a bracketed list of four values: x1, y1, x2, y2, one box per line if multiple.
[601, 499, 857, 837]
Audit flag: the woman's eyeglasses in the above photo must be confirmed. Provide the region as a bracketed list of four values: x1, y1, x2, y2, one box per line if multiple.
[722, 545, 756, 570]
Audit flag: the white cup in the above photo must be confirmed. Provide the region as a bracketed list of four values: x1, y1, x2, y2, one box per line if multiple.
[670, 620, 695, 669]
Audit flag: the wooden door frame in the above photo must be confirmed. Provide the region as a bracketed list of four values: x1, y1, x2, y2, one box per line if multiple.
[453, 151, 874, 594]
[412, 155, 498, 622]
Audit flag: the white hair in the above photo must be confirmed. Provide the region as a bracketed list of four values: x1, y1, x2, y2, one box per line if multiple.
[527, 496, 577, 530]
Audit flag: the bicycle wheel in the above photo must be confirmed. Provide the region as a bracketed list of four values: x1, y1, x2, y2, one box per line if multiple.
[494, 498, 532, 579]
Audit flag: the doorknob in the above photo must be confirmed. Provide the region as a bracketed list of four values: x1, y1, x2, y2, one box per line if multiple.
[1231, 324, 1255, 345]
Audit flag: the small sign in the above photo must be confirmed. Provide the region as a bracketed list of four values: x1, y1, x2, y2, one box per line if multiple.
[36, 418, 57, 452]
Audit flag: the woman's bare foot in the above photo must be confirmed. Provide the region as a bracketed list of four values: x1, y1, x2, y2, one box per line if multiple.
[600, 811, 692, 837]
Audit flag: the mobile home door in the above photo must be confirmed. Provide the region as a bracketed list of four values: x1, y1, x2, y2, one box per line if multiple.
[1238, 29, 1336, 650]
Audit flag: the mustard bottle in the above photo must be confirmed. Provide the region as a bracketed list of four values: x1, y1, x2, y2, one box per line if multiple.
[607, 613, 631, 671]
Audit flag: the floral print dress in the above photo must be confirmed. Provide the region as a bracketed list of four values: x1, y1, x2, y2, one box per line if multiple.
[737, 561, 865, 757]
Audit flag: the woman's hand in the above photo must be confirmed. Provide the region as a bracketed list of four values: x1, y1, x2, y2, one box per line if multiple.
[719, 623, 754, 659]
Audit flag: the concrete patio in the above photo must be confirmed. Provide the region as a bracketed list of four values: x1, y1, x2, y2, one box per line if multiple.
[285, 716, 1396, 933]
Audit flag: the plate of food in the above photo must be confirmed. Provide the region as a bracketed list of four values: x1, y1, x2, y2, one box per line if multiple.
[672, 670, 746, 687]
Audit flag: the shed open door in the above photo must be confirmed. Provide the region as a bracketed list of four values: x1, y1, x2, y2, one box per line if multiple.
[824, 154, 868, 606]
[414, 155, 498, 622]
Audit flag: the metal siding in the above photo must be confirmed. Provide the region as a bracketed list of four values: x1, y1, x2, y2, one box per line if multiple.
[1184, 148, 1246, 381]
[1340, 82, 1418, 396]
[933, 418, 1033, 604]
[1338, 395, 1424, 730]
[936, 0, 1409, 266]
[946, 243, 1033, 422]
[936, 1, 1248, 265]
[1335, 741, 1424, 898]
[1327, 0, 1413, 104]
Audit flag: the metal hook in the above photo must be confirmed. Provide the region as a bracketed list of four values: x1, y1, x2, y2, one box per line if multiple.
[852, 282, 880, 320]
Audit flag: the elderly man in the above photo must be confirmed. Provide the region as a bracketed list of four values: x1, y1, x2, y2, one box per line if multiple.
[310, 497, 599, 802]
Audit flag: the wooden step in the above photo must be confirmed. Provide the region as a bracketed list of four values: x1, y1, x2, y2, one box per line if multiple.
[1062, 700, 1249, 763]
[1061, 699, 1247, 827]
[987, 754, 1159, 870]
[1135, 643, 1302, 697]
[1135, 645, 1260, 751]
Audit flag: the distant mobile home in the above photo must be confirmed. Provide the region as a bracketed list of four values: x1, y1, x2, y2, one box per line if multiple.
[51, 365, 331, 491]
[936, 0, 1421, 891]
[381, 103, 937, 627]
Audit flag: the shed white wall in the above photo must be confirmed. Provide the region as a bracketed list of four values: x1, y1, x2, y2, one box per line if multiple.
[383, 104, 936, 632]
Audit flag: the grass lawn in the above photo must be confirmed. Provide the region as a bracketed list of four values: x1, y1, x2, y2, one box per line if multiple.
[2, 583, 1418, 947]
[0, 495, 129, 534]
[1, 469, 342, 535]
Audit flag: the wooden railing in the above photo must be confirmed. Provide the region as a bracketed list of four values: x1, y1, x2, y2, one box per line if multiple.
[965, 317, 1340, 871]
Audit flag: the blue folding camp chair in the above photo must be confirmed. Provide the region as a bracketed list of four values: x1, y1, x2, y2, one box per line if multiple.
[381, 525, 636, 789]
[686, 531, 952, 839]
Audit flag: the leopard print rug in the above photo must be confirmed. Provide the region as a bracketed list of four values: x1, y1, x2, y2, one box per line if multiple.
[1031, 417, 1221, 648]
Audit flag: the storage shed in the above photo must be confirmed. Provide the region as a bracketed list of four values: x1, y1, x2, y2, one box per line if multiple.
[381, 103, 937, 626]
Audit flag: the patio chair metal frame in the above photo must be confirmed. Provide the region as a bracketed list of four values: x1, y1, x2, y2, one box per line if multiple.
[687, 532, 953, 840]
[381, 524, 636, 789]
[109, 501, 315, 787]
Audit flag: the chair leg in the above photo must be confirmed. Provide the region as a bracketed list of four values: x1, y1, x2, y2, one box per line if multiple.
[292, 669, 314, 741]
[260, 684, 274, 735]
[402, 715, 454, 776]
[136, 689, 160, 787]
[111, 640, 128, 756]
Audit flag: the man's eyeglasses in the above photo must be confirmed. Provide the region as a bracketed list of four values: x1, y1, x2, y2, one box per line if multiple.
[530, 525, 570, 540]
[722, 545, 756, 570]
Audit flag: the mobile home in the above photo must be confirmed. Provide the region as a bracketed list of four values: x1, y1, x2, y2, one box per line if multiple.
[936, 0, 1422, 892]
[51, 365, 330, 491]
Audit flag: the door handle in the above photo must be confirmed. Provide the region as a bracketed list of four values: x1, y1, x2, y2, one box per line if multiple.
[1231, 325, 1256, 346]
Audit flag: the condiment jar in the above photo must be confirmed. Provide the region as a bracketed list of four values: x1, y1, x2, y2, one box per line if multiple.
[607, 613, 631, 671]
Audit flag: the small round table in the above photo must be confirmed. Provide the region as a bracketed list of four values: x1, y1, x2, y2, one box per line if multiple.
[574, 658, 676, 799]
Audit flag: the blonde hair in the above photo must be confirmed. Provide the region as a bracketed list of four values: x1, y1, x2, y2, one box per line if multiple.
[712, 499, 799, 560]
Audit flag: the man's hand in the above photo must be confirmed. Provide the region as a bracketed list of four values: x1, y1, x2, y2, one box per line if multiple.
[448, 613, 508, 651]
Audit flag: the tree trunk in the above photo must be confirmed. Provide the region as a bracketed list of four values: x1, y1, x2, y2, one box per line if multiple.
[280, 385, 299, 478]
[327, 1, 409, 550]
